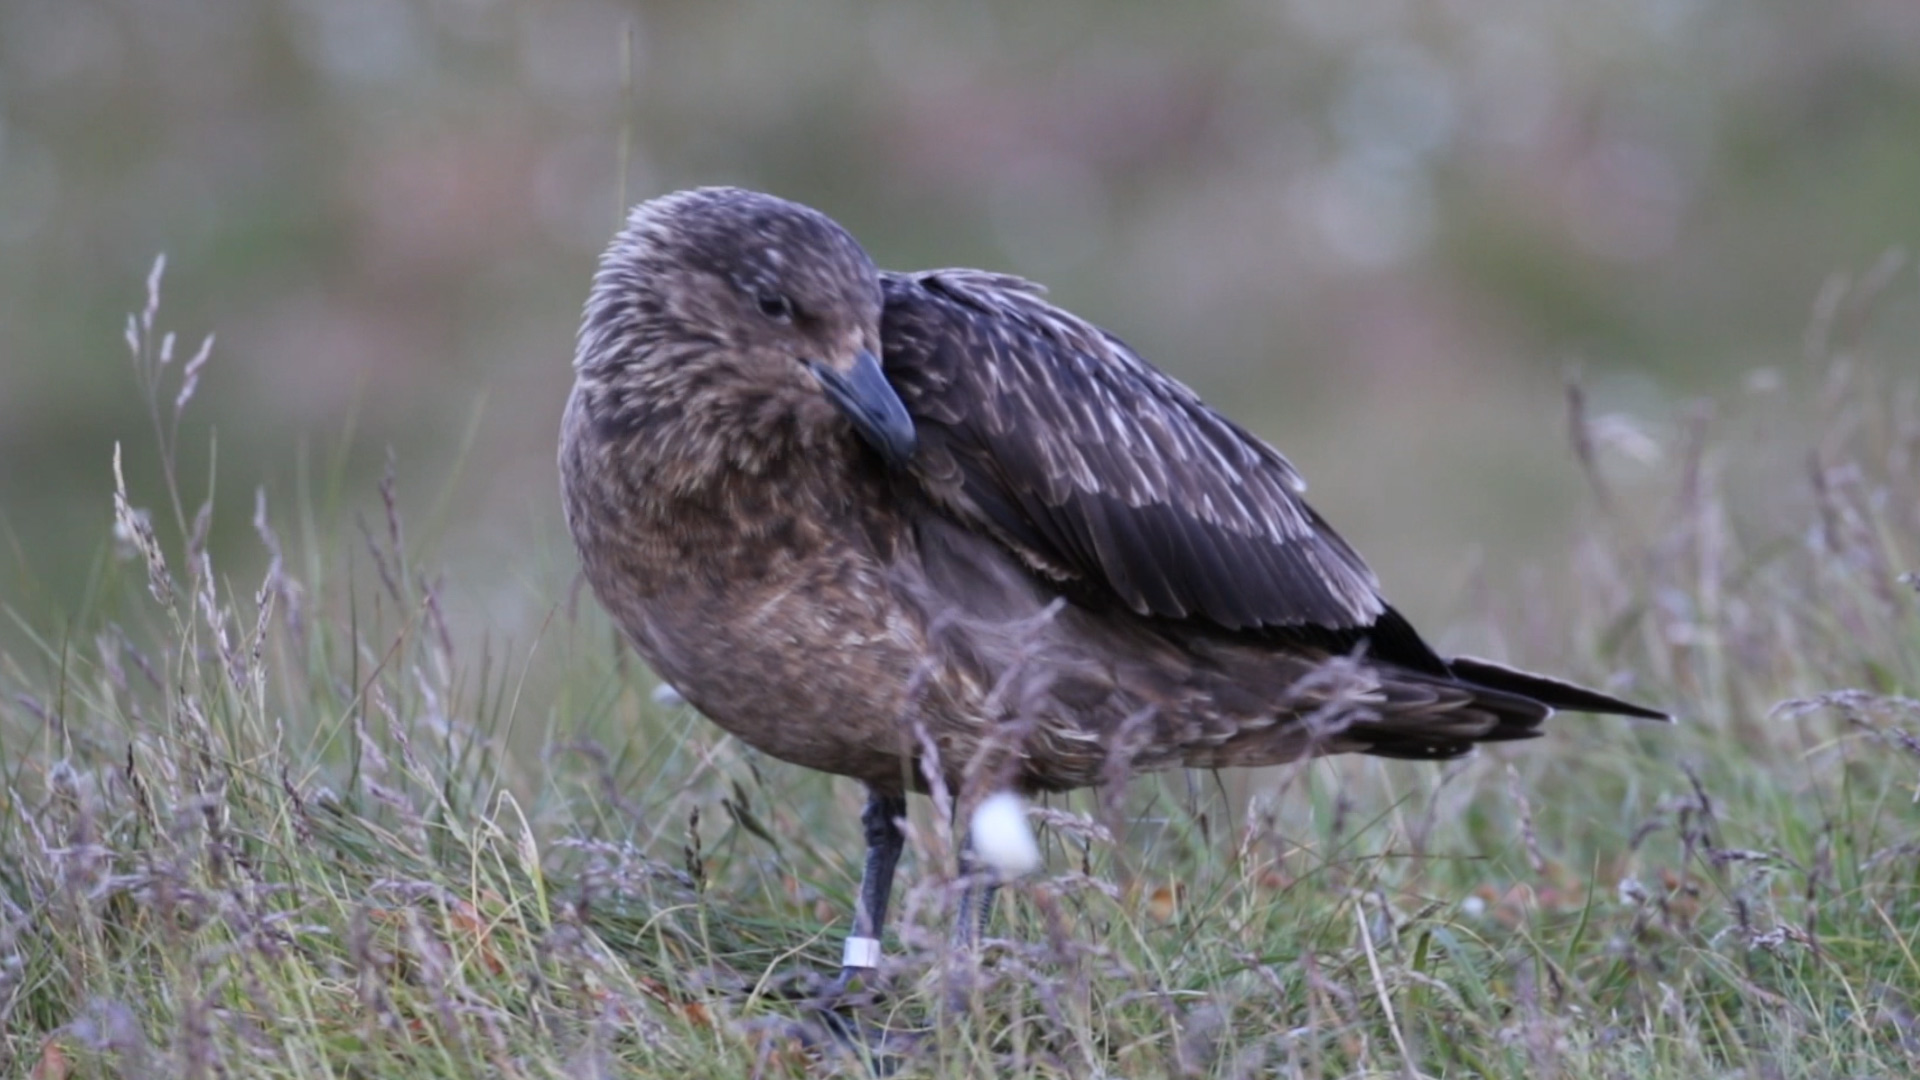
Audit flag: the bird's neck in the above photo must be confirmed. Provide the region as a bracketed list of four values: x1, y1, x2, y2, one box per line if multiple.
[569, 360, 838, 493]
[561, 374, 888, 568]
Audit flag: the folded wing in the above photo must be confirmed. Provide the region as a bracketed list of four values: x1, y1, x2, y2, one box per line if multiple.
[879, 268, 1669, 732]
[880, 269, 1447, 665]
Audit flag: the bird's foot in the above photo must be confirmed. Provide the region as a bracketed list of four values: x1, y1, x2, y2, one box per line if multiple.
[794, 930, 883, 1014]
[790, 943, 922, 1074]
[811, 935, 883, 1006]
[754, 1006, 920, 1078]
[816, 965, 868, 1008]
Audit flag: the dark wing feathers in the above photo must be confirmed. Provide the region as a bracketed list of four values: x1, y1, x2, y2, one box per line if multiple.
[1448, 656, 1670, 720]
[881, 268, 1394, 639]
[876, 267, 1670, 727]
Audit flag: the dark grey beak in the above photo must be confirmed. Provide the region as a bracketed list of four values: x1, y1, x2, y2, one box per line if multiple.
[810, 351, 917, 467]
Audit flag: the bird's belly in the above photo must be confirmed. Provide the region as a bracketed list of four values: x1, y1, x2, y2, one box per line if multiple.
[609, 556, 930, 788]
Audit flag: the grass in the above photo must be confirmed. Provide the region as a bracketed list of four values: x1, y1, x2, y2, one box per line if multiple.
[1, 259, 1916, 1079]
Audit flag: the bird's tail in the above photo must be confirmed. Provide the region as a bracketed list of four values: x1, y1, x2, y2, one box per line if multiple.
[1351, 656, 1668, 762]
[1447, 656, 1670, 721]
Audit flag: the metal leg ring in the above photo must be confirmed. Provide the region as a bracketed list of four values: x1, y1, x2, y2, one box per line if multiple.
[841, 935, 882, 969]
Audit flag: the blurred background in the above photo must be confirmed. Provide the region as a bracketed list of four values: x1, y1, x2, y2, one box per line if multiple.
[3, 0, 1918, 657]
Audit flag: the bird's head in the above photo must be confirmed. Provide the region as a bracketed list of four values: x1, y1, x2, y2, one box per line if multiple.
[574, 187, 916, 468]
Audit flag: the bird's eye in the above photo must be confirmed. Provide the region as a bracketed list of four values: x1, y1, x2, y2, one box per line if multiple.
[757, 293, 795, 322]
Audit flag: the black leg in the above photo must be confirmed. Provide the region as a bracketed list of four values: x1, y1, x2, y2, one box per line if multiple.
[955, 863, 1000, 948]
[854, 790, 909, 944]
[953, 814, 1002, 950]
[826, 789, 906, 996]
[942, 833, 1002, 1016]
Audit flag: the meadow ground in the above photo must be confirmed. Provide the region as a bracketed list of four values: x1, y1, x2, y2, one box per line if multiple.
[2, 269, 1917, 1078]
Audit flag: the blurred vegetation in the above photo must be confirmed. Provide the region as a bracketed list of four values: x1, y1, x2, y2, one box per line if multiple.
[0, 212, 1915, 1078]
[5, 0, 1920, 651]
[3, 2, 1920, 1076]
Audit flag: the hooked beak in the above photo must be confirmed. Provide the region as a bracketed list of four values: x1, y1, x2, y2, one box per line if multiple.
[809, 350, 917, 467]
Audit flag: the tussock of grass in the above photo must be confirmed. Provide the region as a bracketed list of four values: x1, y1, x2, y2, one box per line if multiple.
[1, 259, 1916, 1078]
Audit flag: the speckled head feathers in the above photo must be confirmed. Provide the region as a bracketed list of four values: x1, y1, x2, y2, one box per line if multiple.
[563, 187, 904, 498]
[575, 187, 884, 384]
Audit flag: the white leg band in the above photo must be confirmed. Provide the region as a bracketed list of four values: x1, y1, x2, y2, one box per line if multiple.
[841, 936, 882, 969]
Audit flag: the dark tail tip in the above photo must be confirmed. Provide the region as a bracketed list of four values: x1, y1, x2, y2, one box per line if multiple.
[1448, 656, 1671, 721]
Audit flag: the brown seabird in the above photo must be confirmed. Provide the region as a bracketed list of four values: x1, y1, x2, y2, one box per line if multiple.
[559, 186, 1666, 987]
